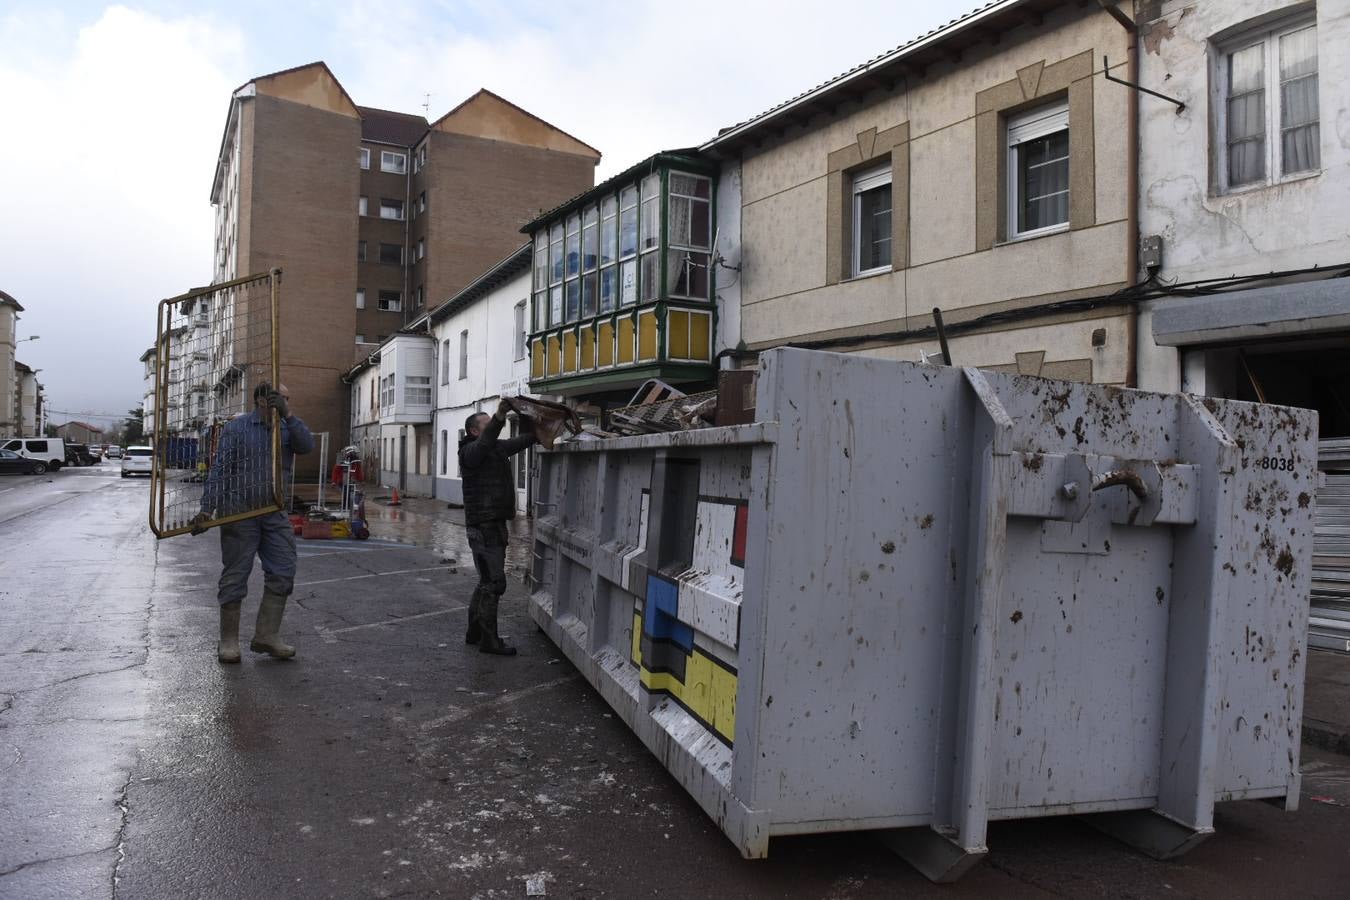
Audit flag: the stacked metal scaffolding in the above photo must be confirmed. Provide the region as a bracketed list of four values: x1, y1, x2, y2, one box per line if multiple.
[1311, 437, 1350, 653]
[149, 269, 281, 538]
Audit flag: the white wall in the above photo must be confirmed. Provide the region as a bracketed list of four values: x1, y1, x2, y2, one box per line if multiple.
[429, 269, 534, 501]
[714, 162, 743, 359]
[1140, 0, 1350, 280]
[1137, 0, 1350, 390]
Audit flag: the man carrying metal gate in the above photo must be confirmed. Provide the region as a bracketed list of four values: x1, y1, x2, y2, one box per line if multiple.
[459, 400, 536, 656]
[192, 383, 314, 662]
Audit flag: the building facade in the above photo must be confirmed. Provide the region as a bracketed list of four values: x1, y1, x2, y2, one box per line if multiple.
[56, 421, 104, 444]
[139, 347, 156, 441]
[0, 290, 21, 434]
[522, 151, 738, 410]
[1136, 0, 1350, 441]
[428, 244, 536, 509]
[207, 62, 598, 477]
[699, 0, 1136, 383]
[14, 362, 40, 436]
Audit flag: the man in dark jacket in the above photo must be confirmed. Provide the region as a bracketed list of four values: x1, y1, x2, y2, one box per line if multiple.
[459, 400, 536, 655]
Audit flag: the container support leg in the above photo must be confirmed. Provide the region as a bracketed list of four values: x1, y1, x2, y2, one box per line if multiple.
[1084, 809, 1213, 860]
[878, 827, 987, 883]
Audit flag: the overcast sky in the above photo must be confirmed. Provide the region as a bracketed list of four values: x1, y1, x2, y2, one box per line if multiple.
[0, 1, 965, 426]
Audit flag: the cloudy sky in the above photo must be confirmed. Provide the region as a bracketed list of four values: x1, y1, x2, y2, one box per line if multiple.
[0, 0, 964, 426]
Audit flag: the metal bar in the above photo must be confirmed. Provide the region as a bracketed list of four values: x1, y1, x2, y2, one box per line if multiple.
[1104, 55, 1186, 113]
[1237, 350, 1268, 404]
[270, 268, 283, 511]
[158, 269, 272, 307]
[155, 503, 285, 540]
[933, 307, 952, 366]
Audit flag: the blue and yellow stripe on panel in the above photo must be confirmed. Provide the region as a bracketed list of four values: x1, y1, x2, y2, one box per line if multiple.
[630, 577, 737, 746]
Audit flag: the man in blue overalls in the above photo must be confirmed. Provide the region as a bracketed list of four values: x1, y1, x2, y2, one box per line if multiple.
[194, 383, 314, 663]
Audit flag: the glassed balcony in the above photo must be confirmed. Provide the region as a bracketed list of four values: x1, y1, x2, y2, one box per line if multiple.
[525, 152, 718, 396]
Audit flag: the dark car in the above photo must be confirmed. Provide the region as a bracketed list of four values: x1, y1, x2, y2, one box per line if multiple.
[65, 443, 99, 466]
[0, 448, 43, 475]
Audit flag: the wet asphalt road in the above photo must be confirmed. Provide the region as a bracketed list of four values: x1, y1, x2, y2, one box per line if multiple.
[2, 466, 1350, 898]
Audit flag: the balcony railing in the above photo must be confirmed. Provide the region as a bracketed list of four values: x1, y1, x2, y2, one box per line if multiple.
[525, 158, 718, 392]
[529, 301, 712, 385]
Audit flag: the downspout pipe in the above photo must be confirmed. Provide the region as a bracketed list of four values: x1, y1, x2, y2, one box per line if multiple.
[1098, 0, 1140, 387]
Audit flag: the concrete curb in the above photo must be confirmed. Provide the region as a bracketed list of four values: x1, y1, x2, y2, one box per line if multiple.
[1303, 719, 1350, 757]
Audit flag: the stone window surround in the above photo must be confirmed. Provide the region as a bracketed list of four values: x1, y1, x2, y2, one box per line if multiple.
[826, 123, 910, 286]
[975, 49, 1096, 250]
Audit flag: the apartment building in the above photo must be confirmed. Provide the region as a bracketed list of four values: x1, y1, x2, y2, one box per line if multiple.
[208, 62, 598, 476]
[56, 421, 104, 444]
[522, 150, 736, 409]
[698, 0, 1135, 384]
[14, 361, 40, 436]
[1135, 0, 1350, 440]
[0, 290, 21, 433]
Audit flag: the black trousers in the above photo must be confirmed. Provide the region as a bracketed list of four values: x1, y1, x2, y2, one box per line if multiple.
[466, 521, 509, 598]
[466, 521, 510, 638]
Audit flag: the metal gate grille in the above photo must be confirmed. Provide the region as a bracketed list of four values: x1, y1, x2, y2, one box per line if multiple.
[149, 269, 281, 538]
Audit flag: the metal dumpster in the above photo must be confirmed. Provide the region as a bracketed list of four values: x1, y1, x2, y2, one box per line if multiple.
[528, 347, 1316, 881]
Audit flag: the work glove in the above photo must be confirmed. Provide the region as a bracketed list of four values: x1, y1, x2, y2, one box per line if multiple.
[189, 512, 211, 536]
[268, 390, 290, 419]
[495, 398, 512, 422]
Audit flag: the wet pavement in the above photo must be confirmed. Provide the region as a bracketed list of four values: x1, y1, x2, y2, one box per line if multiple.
[3, 466, 1350, 897]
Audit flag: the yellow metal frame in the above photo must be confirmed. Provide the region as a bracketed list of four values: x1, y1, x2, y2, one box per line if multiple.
[149, 268, 283, 539]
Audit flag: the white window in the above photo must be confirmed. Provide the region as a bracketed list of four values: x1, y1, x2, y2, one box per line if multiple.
[378, 291, 402, 312]
[380, 198, 404, 220]
[459, 329, 469, 380]
[358, 195, 368, 216]
[441, 339, 450, 384]
[1006, 100, 1070, 240]
[514, 301, 527, 360]
[418, 191, 426, 214]
[355, 333, 366, 344]
[380, 151, 407, 174]
[405, 375, 431, 406]
[1216, 18, 1319, 192]
[356, 288, 365, 309]
[851, 164, 892, 276]
[359, 148, 370, 170]
[417, 239, 425, 260]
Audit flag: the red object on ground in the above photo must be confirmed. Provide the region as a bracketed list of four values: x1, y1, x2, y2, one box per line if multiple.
[389, 488, 401, 506]
[331, 462, 363, 484]
[301, 520, 334, 540]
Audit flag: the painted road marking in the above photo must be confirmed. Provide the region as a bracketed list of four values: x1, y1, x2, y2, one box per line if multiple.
[296, 566, 448, 587]
[418, 675, 579, 731]
[315, 605, 466, 643]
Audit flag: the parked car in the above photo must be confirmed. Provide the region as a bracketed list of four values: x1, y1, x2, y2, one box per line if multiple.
[65, 443, 99, 466]
[105, 446, 124, 459]
[0, 448, 44, 475]
[0, 437, 66, 472]
[121, 446, 153, 478]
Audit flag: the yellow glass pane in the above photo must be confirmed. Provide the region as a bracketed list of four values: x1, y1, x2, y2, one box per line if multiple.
[531, 339, 545, 379]
[546, 335, 561, 376]
[638, 311, 657, 361]
[562, 330, 577, 373]
[580, 327, 595, 370]
[618, 318, 635, 364]
[690, 312, 711, 361]
[667, 310, 689, 360]
[598, 321, 615, 367]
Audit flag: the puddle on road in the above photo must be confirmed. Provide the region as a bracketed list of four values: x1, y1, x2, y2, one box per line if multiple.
[359, 501, 534, 575]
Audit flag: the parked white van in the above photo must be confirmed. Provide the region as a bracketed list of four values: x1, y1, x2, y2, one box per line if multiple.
[0, 437, 66, 473]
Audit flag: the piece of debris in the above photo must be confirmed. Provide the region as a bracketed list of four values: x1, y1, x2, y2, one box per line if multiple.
[524, 871, 551, 896]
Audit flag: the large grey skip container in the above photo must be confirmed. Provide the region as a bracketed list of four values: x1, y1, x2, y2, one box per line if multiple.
[528, 347, 1316, 881]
